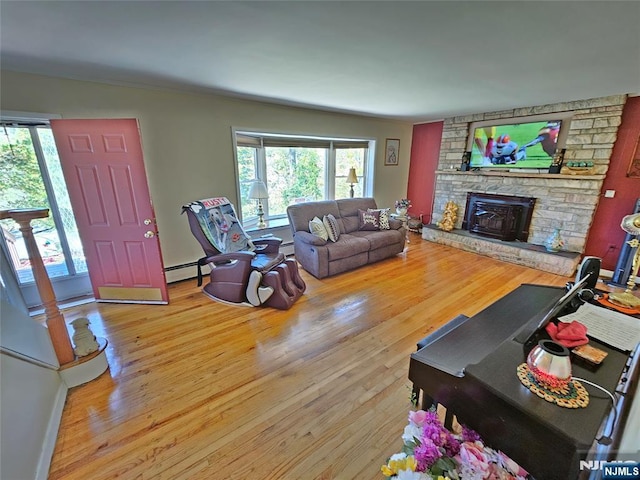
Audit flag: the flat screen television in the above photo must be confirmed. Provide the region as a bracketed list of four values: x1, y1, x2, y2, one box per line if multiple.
[465, 113, 572, 169]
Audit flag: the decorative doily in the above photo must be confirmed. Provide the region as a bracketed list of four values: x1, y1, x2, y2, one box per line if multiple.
[517, 363, 589, 409]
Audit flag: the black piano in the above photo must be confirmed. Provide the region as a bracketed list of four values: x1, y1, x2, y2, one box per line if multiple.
[409, 284, 640, 480]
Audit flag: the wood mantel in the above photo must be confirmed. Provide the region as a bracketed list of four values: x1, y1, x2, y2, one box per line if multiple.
[435, 170, 605, 180]
[0, 208, 75, 364]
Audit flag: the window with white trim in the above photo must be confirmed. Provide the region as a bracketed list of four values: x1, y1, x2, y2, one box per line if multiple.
[234, 131, 374, 228]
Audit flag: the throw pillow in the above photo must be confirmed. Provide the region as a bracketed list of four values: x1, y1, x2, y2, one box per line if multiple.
[309, 216, 329, 240]
[368, 208, 390, 230]
[323, 214, 341, 242]
[358, 209, 380, 231]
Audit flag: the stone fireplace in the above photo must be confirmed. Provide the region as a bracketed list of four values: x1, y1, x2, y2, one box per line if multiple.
[422, 95, 627, 276]
[463, 192, 536, 242]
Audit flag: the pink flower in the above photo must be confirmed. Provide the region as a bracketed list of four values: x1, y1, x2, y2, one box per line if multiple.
[497, 451, 518, 474]
[486, 463, 510, 480]
[457, 441, 490, 475]
[493, 451, 528, 477]
[408, 410, 430, 427]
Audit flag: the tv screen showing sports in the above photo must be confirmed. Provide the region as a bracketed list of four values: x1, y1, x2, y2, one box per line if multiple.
[468, 118, 566, 169]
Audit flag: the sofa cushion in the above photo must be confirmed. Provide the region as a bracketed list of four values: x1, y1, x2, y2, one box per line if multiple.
[341, 215, 360, 234]
[326, 234, 370, 261]
[309, 216, 328, 240]
[323, 214, 340, 242]
[336, 197, 378, 217]
[336, 198, 378, 233]
[358, 209, 380, 231]
[350, 229, 404, 250]
[369, 208, 390, 229]
[288, 200, 341, 235]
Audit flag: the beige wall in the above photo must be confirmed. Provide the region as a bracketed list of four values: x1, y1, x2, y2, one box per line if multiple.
[1, 71, 413, 272]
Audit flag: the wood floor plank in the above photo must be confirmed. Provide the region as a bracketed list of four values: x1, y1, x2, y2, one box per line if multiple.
[46, 235, 569, 479]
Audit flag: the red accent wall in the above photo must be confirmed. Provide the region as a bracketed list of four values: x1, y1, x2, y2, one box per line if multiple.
[585, 96, 640, 271]
[407, 121, 443, 223]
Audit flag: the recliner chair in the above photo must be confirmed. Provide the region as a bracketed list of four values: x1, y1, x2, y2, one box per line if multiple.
[182, 197, 305, 310]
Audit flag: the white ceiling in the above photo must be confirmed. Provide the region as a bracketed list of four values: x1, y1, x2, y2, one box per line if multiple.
[1, 1, 639, 123]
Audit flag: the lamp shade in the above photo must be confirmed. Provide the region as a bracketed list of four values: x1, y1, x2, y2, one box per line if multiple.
[621, 213, 640, 235]
[248, 180, 268, 199]
[346, 168, 358, 184]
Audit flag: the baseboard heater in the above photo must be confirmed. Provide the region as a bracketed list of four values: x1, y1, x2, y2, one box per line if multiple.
[164, 261, 199, 272]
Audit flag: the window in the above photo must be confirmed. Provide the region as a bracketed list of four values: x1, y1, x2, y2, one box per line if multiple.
[234, 131, 373, 227]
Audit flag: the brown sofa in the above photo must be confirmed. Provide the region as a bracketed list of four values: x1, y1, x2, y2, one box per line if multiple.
[286, 198, 406, 279]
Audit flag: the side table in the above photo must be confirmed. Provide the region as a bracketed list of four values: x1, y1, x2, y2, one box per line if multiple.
[390, 213, 410, 243]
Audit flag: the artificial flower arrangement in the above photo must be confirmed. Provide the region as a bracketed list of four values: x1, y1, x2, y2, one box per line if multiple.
[381, 409, 530, 480]
[395, 199, 412, 209]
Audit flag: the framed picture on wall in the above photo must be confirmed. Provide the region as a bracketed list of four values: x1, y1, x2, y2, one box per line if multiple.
[384, 138, 400, 166]
[627, 135, 640, 178]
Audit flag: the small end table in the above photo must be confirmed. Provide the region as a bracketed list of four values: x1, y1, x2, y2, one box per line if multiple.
[390, 213, 410, 243]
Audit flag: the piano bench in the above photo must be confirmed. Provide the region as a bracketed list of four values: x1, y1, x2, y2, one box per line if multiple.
[411, 314, 470, 409]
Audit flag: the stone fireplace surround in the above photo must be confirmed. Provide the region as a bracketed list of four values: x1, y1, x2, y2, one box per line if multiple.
[424, 95, 627, 276]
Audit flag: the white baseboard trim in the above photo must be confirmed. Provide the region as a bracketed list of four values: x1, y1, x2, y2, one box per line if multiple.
[600, 268, 613, 279]
[36, 382, 68, 480]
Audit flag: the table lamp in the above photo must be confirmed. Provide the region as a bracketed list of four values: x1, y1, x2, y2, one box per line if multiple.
[346, 168, 358, 198]
[609, 212, 640, 308]
[248, 180, 268, 228]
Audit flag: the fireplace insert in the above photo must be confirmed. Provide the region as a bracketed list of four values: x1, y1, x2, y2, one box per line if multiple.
[462, 193, 536, 242]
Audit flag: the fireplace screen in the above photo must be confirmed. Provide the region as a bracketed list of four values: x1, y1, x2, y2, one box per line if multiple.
[463, 193, 536, 242]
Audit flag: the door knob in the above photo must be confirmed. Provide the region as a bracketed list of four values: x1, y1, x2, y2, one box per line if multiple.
[144, 231, 155, 238]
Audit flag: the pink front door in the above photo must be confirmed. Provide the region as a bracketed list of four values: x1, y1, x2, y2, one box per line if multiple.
[51, 119, 168, 304]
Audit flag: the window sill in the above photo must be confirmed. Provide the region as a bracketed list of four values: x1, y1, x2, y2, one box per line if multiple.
[245, 217, 290, 233]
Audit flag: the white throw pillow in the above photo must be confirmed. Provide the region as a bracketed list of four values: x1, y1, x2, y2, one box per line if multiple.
[309, 216, 329, 241]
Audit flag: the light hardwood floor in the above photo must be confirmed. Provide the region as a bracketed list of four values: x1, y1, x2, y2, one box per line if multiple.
[46, 234, 569, 479]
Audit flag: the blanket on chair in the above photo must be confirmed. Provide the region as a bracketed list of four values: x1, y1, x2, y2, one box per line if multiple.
[184, 197, 254, 254]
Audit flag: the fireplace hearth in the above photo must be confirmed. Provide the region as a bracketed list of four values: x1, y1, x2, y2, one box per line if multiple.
[462, 193, 536, 242]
